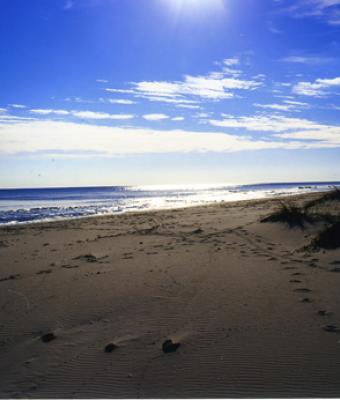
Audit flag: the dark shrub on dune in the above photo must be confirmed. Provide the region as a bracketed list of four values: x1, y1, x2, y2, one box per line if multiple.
[261, 202, 313, 228]
[304, 187, 340, 209]
[309, 222, 340, 250]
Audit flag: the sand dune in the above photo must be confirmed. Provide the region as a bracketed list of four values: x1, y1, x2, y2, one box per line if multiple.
[0, 193, 340, 398]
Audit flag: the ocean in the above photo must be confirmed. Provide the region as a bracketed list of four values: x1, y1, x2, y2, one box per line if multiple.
[0, 181, 339, 225]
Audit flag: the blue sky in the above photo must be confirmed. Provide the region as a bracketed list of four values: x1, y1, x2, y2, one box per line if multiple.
[1, 0, 340, 187]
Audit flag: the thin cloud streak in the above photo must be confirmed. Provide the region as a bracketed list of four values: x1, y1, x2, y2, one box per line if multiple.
[209, 114, 340, 143]
[142, 114, 169, 121]
[279, 55, 334, 64]
[30, 109, 135, 120]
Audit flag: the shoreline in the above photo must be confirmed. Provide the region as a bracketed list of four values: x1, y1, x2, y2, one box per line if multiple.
[1, 191, 340, 398]
[0, 190, 330, 229]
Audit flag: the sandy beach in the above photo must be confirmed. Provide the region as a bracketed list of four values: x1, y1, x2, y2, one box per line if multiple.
[1, 192, 340, 398]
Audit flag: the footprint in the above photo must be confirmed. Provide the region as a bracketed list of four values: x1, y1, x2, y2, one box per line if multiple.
[323, 325, 340, 333]
[289, 279, 302, 283]
[301, 297, 313, 303]
[318, 310, 333, 317]
[62, 265, 79, 269]
[0, 274, 21, 282]
[308, 263, 318, 268]
[36, 269, 52, 275]
[294, 288, 312, 292]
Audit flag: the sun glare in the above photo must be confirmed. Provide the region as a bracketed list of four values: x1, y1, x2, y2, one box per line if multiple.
[164, 0, 226, 15]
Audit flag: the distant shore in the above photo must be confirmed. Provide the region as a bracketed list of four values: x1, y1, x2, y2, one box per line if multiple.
[1, 191, 340, 398]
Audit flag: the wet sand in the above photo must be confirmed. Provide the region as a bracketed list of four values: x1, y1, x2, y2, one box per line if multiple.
[0, 193, 340, 398]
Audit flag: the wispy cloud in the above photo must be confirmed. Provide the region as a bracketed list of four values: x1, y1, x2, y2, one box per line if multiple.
[209, 114, 340, 144]
[268, 21, 283, 34]
[64, 0, 74, 10]
[293, 76, 340, 96]
[254, 100, 310, 112]
[275, 128, 340, 142]
[105, 58, 262, 106]
[175, 104, 201, 110]
[72, 111, 134, 120]
[9, 104, 26, 109]
[222, 58, 240, 67]
[64, 96, 95, 104]
[194, 112, 213, 119]
[107, 99, 136, 105]
[142, 113, 169, 121]
[254, 103, 295, 112]
[209, 114, 335, 132]
[30, 108, 134, 120]
[30, 109, 70, 116]
[280, 55, 334, 64]
[282, 0, 340, 24]
[0, 111, 36, 123]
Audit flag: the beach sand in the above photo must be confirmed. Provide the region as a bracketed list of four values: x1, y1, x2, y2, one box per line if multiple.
[0, 192, 340, 398]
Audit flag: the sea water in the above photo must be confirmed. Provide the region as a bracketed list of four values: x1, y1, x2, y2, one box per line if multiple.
[0, 181, 338, 225]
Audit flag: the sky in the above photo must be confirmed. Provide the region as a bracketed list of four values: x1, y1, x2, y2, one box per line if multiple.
[1, 0, 340, 188]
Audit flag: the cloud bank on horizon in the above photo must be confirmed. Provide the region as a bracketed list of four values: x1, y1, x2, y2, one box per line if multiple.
[0, 0, 340, 185]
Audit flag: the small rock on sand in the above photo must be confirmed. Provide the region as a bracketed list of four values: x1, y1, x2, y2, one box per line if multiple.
[41, 332, 56, 343]
[162, 339, 180, 353]
[104, 343, 118, 353]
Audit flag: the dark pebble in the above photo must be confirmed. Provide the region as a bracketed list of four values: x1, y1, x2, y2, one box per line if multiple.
[162, 339, 180, 353]
[41, 333, 56, 343]
[104, 343, 118, 353]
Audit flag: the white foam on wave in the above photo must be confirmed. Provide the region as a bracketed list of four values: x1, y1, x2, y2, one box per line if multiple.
[0, 183, 336, 226]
